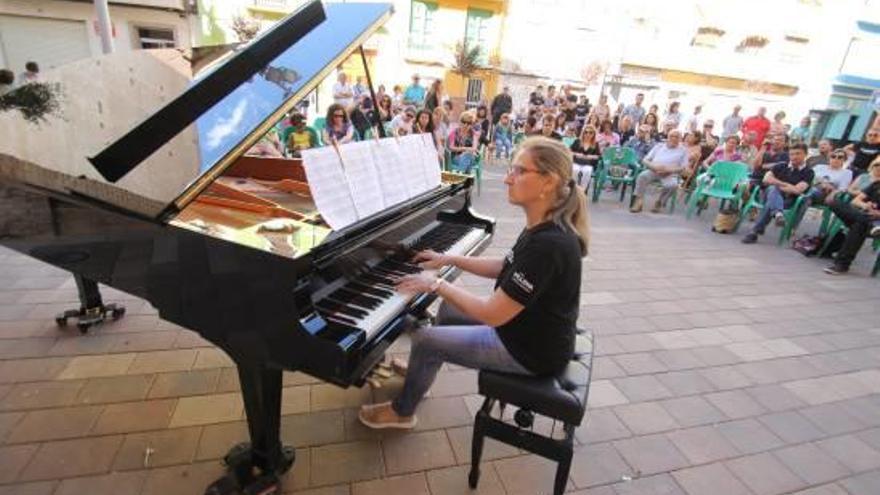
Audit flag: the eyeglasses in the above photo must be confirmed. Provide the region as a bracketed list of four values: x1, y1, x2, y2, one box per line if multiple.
[506, 164, 544, 177]
[831, 154, 846, 159]
[333, 113, 344, 118]
[405, 113, 415, 119]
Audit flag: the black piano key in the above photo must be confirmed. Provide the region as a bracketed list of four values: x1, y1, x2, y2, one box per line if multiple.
[349, 282, 394, 299]
[335, 288, 383, 309]
[318, 299, 368, 319]
[325, 314, 358, 327]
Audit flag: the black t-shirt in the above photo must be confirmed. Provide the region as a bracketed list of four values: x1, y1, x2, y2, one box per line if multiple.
[575, 104, 590, 120]
[562, 107, 576, 123]
[852, 141, 880, 173]
[495, 222, 581, 375]
[752, 149, 789, 180]
[862, 180, 880, 205]
[770, 162, 815, 207]
[529, 93, 545, 107]
[570, 140, 600, 166]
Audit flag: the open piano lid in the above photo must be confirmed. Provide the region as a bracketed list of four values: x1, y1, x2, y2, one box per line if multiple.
[87, 0, 394, 220]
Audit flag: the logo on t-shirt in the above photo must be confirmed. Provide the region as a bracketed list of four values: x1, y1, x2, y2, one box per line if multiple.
[512, 271, 534, 294]
[505, 250, 514, 264]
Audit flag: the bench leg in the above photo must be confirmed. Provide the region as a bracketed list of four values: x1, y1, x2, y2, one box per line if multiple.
[554, 450, 572, 495]
[469, 398, 494, 488]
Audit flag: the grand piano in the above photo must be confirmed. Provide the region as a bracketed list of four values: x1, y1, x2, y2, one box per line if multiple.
[0, 2, 494, 494]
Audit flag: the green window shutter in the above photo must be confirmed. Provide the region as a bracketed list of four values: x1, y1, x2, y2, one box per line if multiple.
[847, 104, 876, 141]
[465, 8, 492, 64]
[824, 111, 851, 140]
[409, 0, 437, 50]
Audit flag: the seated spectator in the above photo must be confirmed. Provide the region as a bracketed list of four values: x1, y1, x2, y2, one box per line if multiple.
[322, 103, 355, 145]
[770, 111, 787, 137]
[591, 94, 610, 122]
[350, 96, 377, 139]
[741, 143, 813, 244]
[247, 128, 283, 157]
[642, 112, 659, 136]
[806, 139, 832, 168]
[700, 120, 719, 161]
[352, 76, 368, 99]
[494, 113, 514, 160]
[751, 133, 789, 186]
[0, 69, 14, 96]
[534, 114, 562, 140]
[596, 119, 620, 149]
[790, 116, 811, 144]
[554, 113, 567, 135]
[475, 105, 492, 148]
[618, 116, 635, 144]
[391, 85, 404, 110]
[631, 130, 688, 214]
[738, 130, 760, 167]
[332, 73, 354, 110]
[377, 94, 393, 123]
[443, 100, 455, 121]
[432, 106, 450, 151]
[664, 101, 682, 129]
[569, 125, 600, 188]
[523, 116, 538, 135]
[809, 149, 853, 205]
[824, 156, 880, 275]
[414, 108, 435, 136]
[281, 112, 319, 157]
[574, 95, 590, 129]
[390, 106, 416, 136]
[20, 61, 39, 84]
[425, 80, 443, 111]
[844, 127, 880, 178]
[448, 111, 479, 173]
[656, 120, 676, 141]
[624, 124, 657, 161]
[703, 135, 744, 168]
[682, 130, 703, 182]
[611, 103, 626, 130]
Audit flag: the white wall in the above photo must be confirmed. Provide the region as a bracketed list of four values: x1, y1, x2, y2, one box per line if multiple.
[0, 0, 191, 70]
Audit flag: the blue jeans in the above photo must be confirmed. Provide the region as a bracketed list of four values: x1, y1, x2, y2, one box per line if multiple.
[392, 324, 532, 416]
[752, 185, 785, 235]
[495, 135, 512, 158]
[451, 152, 476, 174]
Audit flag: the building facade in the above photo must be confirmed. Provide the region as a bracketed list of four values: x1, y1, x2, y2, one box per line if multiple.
[0, 0, 193, 75]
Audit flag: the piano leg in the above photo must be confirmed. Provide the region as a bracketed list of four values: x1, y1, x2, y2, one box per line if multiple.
[206, 363, 294, 495]
[54, 275, 126, 333]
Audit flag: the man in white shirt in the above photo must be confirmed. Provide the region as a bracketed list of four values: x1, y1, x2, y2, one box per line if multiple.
[333, 72, 354, 109]
[631, 130, 689, 213]
[390, 106, 416, 136]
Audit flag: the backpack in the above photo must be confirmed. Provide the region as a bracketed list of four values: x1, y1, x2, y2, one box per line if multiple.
[711, 208, 739, 234]
[791, 234, 823, 256]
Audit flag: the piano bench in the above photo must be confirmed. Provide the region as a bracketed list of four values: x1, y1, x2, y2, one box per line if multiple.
[468, 329, 594, 495]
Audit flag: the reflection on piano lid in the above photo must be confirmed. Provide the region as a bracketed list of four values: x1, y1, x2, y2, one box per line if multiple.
[80, 1, 394, 219]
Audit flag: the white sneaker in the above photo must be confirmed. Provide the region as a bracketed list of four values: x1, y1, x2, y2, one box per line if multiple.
[773, 212, 785, 227]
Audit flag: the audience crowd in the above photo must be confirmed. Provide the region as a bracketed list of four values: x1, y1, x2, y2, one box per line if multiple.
[253, 71, 880, 276]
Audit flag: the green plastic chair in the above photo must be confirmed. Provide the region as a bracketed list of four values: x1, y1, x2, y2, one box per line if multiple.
[312, 117, 327, 146]
[685, 161, 750, 219]
[734, 183, 811, 243]
[444, 147, 483, 195]
[591, 146, 641, 204]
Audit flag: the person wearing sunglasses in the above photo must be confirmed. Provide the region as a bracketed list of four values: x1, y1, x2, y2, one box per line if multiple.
[390, 105, 416, 137]
[321, 104, 354, 145]
[845, 127, 880, 178]
[809, 149, 853, 206]
[359, 136, 589, 429]
[281, 112, 319, 157]
[570, 124, 600, 188]
[447, 111, 480, 173]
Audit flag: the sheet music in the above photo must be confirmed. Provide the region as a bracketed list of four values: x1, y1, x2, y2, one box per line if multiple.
[417, 133, 442, 189]
[338, 141, 385, 218]
[370, 138, 419, 204]
[300, 147, 357, 230]
[398, 135, 430, 194]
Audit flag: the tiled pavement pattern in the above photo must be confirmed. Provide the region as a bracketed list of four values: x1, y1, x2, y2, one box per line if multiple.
[1, 167, 880, 495]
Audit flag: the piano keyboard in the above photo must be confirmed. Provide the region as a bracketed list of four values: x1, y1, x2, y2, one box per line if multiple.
[316, 222, 486, 339]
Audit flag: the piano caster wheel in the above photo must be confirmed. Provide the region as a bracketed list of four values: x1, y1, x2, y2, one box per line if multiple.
[204, 471, 281, 495]
[54, 304, 126, 334]
[468, 468, 480, 488]
[223, 442, 296, 476]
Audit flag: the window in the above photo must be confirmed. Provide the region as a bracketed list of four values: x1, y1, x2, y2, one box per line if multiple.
[465, 8, 492, 65]
[408, 0, 437, 50]
[780, 34, 809, 63]
[690, 26, 725, 48]
[465, 78, 483, 106]
[136, 27, 175, 49]
[735, 35, 769, 55]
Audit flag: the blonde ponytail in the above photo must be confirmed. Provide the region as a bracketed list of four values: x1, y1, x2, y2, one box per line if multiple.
[518, 137, 590, 256]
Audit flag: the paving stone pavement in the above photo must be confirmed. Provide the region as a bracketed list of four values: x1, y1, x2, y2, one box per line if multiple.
[1, 165, 880, 494]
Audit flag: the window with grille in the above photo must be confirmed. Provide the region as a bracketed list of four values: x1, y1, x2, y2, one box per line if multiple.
[690, 26, 725, 48]
[136, 27, 175, 49]
[466, 78, 483, 106]
[408, 0, 437, 50]
[735, 35, 769, 55]
[465, 8, 492, 65]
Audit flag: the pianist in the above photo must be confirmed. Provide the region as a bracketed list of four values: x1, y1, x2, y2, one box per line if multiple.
[360, 136, 589, 429]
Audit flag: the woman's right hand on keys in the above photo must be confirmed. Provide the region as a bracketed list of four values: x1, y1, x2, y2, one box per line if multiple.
[412, 249, 447, 270]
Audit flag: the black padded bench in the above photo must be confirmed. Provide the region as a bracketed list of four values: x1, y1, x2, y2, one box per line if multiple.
[468, 329, 594, 495]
